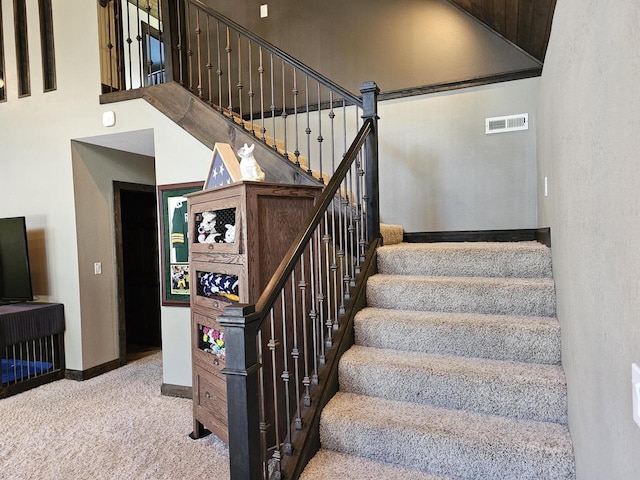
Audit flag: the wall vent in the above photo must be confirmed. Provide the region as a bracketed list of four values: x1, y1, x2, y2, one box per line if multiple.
[485, 113, 528, 134]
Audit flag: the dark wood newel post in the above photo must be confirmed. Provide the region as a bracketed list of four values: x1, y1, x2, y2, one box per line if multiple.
[218, 304, 263, 480]
[361, 81, 381, 245]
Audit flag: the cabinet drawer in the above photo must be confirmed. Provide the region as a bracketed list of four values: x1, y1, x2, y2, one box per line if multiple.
[193, 312, 226, 372]
[192, 261, 244, 311]
[193, 366, 228, 443]
[190, 196, 242, 255]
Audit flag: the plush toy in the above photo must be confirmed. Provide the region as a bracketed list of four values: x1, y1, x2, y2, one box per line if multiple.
[237, 143, 265, 182]
[224, 224, 236, 243]
[197, 211, 220, 243]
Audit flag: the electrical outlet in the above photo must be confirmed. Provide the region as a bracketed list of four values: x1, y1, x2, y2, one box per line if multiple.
[633, 363, 640, 428]
[94, 262, 102, 275]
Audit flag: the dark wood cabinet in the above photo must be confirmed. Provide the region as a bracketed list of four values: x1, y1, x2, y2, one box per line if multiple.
[187, 181, 321, 443]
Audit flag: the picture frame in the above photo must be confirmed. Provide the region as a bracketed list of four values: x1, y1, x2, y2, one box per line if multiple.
[158, 181, 203, 306]
[204, 142, 242, 190]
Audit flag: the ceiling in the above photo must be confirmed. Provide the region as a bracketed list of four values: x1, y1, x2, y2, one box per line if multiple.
[447, 0, 557, 62]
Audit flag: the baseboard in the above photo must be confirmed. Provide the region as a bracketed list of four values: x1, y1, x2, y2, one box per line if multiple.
[161, 383, 193, 399]
[404, 228, 551, 246]
[65, 358, 123, 381]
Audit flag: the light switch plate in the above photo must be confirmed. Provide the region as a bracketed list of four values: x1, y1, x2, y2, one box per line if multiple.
[633, 363, 640, 428]
[260, 4, 268, 18]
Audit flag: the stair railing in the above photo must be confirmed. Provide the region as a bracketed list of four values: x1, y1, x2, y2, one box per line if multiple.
[165, 0, 364, 183]
[219, 83, 380, 479]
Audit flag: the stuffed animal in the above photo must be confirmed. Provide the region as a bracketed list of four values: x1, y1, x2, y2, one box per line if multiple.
[197, 211, 220, 243]
[224, 224, 236, 243]
[237, 143, 265, 182]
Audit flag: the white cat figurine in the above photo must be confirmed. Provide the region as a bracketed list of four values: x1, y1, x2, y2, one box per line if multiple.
[237, 143, 265, 182]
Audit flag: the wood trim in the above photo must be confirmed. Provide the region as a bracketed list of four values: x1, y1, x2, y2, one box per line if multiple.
[379, 68, 542, 101]
[65, 358, 122, 381]
[404, 228, 551, 246]
[99, 87, 147, 104]
[0, 1, 6, 102]
[161, 383, 192, 398]
[13, 0, 30, 97]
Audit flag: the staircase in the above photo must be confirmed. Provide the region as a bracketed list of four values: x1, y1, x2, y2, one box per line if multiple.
[301, 240, 575, 479]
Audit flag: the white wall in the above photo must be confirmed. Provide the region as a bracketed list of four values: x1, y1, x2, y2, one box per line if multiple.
[379, 78, 539, 232]
[0, 1, 210, 386]
[538, 1, 640, 478]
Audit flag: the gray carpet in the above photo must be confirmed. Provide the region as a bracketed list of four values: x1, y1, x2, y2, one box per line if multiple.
[0, 352, 230, 480]
[301, 241, 575, 479]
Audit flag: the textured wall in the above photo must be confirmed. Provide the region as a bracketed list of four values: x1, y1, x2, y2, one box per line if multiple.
[537, 1, 640, 478]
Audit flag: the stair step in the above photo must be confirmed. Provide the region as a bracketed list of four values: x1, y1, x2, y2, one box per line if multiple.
[300, 449, 455, 480]
[377, 241, 552, 278]
[354, 307, 561, 364]
[367, 274, 556, 317]
[339, 345, 567, 423]
[320, 392, 575, 480]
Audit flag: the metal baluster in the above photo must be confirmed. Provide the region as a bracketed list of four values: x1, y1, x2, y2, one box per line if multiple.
[216, 21, 222, 111]
[157, 0, 164, 84]
[329, 91, 336, 177]
[336, 169, 346, 317]
[281, 61, 288, 159]
[299, 253, 311, 408]
[258, 47, 266, 141]
[308, 230, 319, 386]
[248, 41, 255, 134]
[292, 70, 301, 167]
[270, 54, 277, 149]
[358, 148, 367, 264]
[225, 27, 232, 114]
[305, 75, 312, 176]
[348, 158, 357, 288]
[237, 34, 243, 125]
[195, 9, 202, 97]
[175, 0, 184, 85]
[185, 1, 193, 91]
[315, 226, 327, 363]
[50, 335, 55, 370]
[124, 0, 133, 89]
[280, 291, 293, 456]
[268, 308, 282, 477]
[105, 1, 114, 92]
[317, 83, 324, 182]
[291, 272, 302, 430]
[205, 15, 212, 104]
[322, 211, 335, 343]
[257, 328, 269, 480]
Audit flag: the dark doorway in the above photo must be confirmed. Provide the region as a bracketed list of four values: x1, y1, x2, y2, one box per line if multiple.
[114, 182, 161, 361]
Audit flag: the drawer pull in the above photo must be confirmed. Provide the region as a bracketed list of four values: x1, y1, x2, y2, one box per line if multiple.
[208, 244, 214, 250]
[205, 391, 211, 399]
[213, 358, 219, 366]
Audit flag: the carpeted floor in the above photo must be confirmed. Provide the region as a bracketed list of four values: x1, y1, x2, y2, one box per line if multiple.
[0, 352, 230, 480]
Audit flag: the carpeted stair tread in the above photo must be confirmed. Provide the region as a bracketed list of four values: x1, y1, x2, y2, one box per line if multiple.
[367, 274, 556, 317]
[299, 449, 455, 480]
[320, 392, 575, 480]
[354, 307, 561, 364]
[339, 345, 567, 423]
[377, 241, 552, 278]
[380, 224, 404, 245]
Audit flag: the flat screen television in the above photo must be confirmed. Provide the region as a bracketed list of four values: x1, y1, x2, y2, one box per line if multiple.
[0, 216, 34, 304]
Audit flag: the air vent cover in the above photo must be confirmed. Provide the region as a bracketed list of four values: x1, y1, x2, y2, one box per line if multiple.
[485, 113, 528, 134]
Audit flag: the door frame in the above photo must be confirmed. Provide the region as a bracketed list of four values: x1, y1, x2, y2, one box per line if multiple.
[113, 181, 158, 363]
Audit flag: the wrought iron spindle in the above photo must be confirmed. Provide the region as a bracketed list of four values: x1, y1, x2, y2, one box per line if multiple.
[280, 291, 293, 456]
[315, 226, 327, 363]
[293, 70, 301, 167]
[317, 83, 324, 182]
[145, 1, 153, 83]
[248, 41, 255, 134]
[195, 10, 202, 97]
[308, 230, 319, 386]
[185, 2, 193, 91]
[268, 308, 282, 477]
[225, 27, 232, 113]
[125, 0, 133, 89]
[290, 272, 302, 430]
[259, 47, 266, 141]
[299, 253, 311, 408]
[106, 0, 115, 92]
[215, 21, 222, 111]
[270, 54, 277, 149]
[305, 75, 312, 176]
[257, 328, 269, 480]
[281, 61, 288, 159]
[157, 1, 164, 83]
[329, 91, 336, 177]
[323, 211, 336, 342]
[237, 34, 243, 124]
[175, 0, 184, 85]
[206, 16, 213, 104]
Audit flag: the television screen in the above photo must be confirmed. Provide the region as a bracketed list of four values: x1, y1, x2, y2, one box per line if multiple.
[0, 216, 34, 304]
